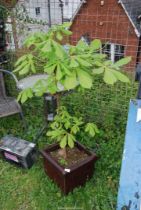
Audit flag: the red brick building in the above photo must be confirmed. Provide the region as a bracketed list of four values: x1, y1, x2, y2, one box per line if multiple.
[70, 0, 141, 71]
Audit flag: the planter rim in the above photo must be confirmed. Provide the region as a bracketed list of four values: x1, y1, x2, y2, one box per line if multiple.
[40, 141, 97, 175]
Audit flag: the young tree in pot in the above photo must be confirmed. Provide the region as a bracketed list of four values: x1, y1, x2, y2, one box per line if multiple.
[47, 106, 99, 160]
[13, 22, 131, 194]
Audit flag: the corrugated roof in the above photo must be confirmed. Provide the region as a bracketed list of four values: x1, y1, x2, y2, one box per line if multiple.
[119, 0, 141, 36]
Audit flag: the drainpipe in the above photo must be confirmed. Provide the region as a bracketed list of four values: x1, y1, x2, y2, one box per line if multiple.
[59, 0, 64, 24]
[11, 15, 19, 49]
[47, 0, 51, 28]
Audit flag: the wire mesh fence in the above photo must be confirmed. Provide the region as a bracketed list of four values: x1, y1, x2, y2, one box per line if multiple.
[0, 0, 140, 121]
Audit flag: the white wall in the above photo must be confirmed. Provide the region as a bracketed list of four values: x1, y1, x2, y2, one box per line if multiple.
[63, 0, 82, 20]
[7, 0, 62, 49]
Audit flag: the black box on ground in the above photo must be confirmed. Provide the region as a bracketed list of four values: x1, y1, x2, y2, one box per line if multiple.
[0, 136, 37, 169]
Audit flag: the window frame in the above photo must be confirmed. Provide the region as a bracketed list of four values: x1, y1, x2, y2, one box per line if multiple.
[35, 7, 41, 16]
[102, 43, 124, 63]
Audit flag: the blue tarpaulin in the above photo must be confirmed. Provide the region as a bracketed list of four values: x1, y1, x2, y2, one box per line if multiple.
[117, 99, 141, 210]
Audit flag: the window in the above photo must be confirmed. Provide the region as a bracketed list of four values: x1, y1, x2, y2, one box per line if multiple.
[6, 33, 12, 44]
[35, 7, 40, 16]
[81, 34, 91, 45]
[65, 0, 69, 6]
[102, 43, 124, 62]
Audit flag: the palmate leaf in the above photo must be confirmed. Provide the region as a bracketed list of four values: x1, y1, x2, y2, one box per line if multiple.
[103, 68, 130, 85]
[76, 57, 92, 67]
[93, 67, 104, 74]
[42, 39, 52, 52]
[17, 88, 33, 104]
[112, 70, 130, 83]
[14, 61, 28, 73]
[93, 53, 107, 60]
[24, 36, 36, 48]
[70, 58, 79, 68]
[24, 33, 46, 48]
[77, 69, 93, 89]
[64, 72, 78, 90]
[56, 64, 63, 80]
[47, 129, 64, 139]
[61, 64, 71, 76]
[44, 64, 56, 74]
[56, 32, 63, 41]
[103, 69, 117, 85]
[76, 40, 88, 50]
[19, 64, 30, 75]
[14, 54, 36, 75]
[14, 55, 27, 67]
[52, 40, 65, 59]
[113, 56, 131, 68]
[20, 91, 28, 104]
[71, 125, 80, 134]
[68, 134, 75, 148]
[85, 123, 99, 137]
[60, 135, 67, 148]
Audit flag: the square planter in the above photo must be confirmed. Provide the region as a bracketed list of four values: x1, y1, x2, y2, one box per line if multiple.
[40, 141, 97, 195]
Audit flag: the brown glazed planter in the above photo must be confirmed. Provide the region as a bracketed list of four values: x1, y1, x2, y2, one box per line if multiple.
[41, 141, 97, 195]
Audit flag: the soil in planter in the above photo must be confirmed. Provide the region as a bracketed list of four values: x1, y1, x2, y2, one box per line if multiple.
[50, 147, 89, 168]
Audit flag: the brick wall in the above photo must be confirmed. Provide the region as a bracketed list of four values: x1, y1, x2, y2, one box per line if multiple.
[70, 0, 140, 71]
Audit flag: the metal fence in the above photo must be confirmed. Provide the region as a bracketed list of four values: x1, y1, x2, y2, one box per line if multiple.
[0, 0, 140, 120]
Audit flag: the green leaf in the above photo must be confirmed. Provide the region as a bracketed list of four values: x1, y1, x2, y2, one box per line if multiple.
[85, 123, 99, 137]
[42, 39, 52, 52]
[30, 62, 36, 73]
[93, 53, 107, 60]
[64, 72, 78, 90]
[17, 92, 22, 102]
[68, 134, 75, 148]
[44, 64, 56, 74]
[112, 70, 130, 83]
[61, 64, 71, 76]
[61, 29, 72, 36]
[27, 88, 33, 98]
[64, 121, 71, 129]
[113, 56, 131, 68]
[77, 69, 93, 89]
[56, 32, 63, 41]
[93, 124, 99, 134]
[62, 22, 72, 28]
[60, 135, 67, 148]
[19, 64, 30, 75]
[93, 67, 104, 74]
[14, 61, 28, 73]
[76, 57, 91, 67]
[70, 58, 79, 68]
[24, 36, 36, 48]
[21, 91, 28, 104]
[52, 40, 64, 59]
[90, 39, 102, 50]
[94, 61, 103, 67]
[77, 40, 88, 49]
[56, 64, 63, 80]
[103, 69, 117, 85]
[71, 125, 79, 134]
[14, 55, 27, 67]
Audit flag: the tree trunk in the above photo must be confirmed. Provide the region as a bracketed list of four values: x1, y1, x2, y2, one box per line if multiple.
[58, 148, 67, 159]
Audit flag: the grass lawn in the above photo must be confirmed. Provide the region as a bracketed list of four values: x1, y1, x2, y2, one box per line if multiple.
[0, 79, 137, 210]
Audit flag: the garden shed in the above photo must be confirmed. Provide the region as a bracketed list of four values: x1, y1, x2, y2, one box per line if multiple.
[70, 0, 141, 71]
